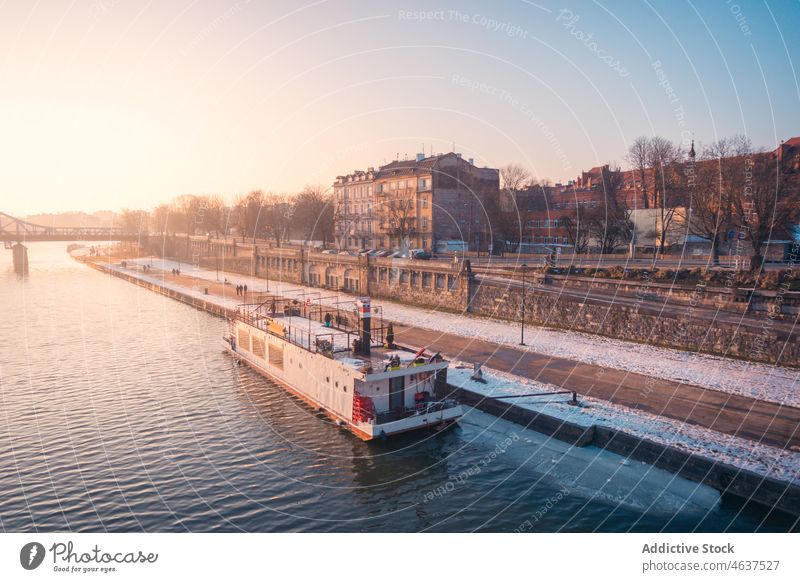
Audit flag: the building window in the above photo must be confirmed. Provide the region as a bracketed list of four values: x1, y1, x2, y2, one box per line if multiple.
[418, 177, 429, 190]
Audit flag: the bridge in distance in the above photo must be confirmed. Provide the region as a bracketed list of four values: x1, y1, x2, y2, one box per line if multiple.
[0, 212, 138, 242]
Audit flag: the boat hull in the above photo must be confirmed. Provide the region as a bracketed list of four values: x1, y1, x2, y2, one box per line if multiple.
[223, 339, 462, 440]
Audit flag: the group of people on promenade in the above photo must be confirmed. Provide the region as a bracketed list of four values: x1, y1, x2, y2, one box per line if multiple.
[235, 283, 248, 296]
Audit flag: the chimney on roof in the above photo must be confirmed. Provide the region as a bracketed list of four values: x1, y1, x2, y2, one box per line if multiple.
[356, 297, 371, 356]
[416, 153, 424, 162]
[468, 158, 474, 165]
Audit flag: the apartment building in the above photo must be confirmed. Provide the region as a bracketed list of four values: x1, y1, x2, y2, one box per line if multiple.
[335, 153, 500, 251]
[333, 169, 376, 250]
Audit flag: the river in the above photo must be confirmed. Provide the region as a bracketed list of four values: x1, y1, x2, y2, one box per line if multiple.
[0, 242, 795, 532]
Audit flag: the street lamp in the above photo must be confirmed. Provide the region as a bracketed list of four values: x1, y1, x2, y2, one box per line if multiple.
[520, 263, 527, 346]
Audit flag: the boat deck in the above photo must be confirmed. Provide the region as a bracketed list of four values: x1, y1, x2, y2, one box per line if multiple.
[234, 308, 434, 374]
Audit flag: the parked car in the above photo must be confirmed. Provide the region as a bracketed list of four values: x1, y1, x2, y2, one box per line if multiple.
[410, 249, 432, 260]
[320, 249, 337, 254]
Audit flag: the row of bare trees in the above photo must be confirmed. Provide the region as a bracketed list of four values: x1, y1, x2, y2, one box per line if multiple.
[491, 136, 798, 269]
[686, 135, 799, 268]
[119, 185, 334, 246]
[493, 162, 633, 254]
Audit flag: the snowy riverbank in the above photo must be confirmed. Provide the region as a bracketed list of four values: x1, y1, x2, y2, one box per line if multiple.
[126, 257, 800, 409]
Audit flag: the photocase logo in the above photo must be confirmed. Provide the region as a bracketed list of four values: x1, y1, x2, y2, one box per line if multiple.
[20, 542, 46, 570]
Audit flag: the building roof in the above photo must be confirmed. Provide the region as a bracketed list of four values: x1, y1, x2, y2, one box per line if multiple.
[377, 152, 470, 178]
[782, 136, 800, 148]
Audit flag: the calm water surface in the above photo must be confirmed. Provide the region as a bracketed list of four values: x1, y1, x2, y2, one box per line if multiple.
[0, 243, 795, 532]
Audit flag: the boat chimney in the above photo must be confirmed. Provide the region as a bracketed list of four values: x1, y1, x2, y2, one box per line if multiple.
[356, 297, 371, 356]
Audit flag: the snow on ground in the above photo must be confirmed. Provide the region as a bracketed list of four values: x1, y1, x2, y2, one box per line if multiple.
[448, 364, 800, 482]
[123, 257, 800, 408]
[104, 257, 800, 480]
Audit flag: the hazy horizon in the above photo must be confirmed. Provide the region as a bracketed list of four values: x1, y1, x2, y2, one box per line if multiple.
[2, 0, 798, 215]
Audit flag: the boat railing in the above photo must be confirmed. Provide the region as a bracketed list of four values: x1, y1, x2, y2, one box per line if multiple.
[233, 295, 396, 362]
[374, 398, 459, 425]
[233, 306, 390, 361]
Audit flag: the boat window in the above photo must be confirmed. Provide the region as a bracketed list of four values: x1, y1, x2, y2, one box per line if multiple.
[268, 343, 284, 370]
[238, 329, 251, 352]
[251, 336, 265, 358]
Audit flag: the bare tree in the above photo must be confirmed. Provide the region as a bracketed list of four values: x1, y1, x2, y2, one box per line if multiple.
[732, 153, 799, 270]
[172, 194, 203, 235]
[560, 213, 591, 253]
[151, 204, 172, 235]
[587, 167, 632, 253]
[293, 185, 334, 243]
[234, 190, 265, 242]
[379, 191, 417, 250]
[500, 163, 532, 192]
[119, 208, 149, 235]
[685, 155, 725, 265]
[261, 194, 293, 246]
[647, 137, 685, 253]
[626, 136, 650, 209]
[204, 194, 227, 238]
[499, 164, 532, 213]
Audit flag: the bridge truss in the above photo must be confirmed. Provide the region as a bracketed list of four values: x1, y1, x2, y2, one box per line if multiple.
[0, 212, 139, 242]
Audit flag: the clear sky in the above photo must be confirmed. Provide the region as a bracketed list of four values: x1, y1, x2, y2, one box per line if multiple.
[1, 0, 798, 215]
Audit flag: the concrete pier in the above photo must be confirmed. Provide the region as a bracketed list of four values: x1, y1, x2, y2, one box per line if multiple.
[445, 384, 800, 518]
[12, 243, 28, 274]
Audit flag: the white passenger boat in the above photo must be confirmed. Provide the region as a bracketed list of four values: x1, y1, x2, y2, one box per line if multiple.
[222, 295, 463, 440]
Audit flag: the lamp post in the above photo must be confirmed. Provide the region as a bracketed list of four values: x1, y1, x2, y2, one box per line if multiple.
[519, 263, 527, 346]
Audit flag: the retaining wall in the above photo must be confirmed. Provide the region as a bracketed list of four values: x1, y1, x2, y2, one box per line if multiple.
[445, 383, 800, 518]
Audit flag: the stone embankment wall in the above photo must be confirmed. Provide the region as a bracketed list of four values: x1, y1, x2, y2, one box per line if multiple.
[153, 236, 798, 367]
[445, 384, 800, 518]
[469, 278, 800, 367]
[474, 267, 800, 318]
